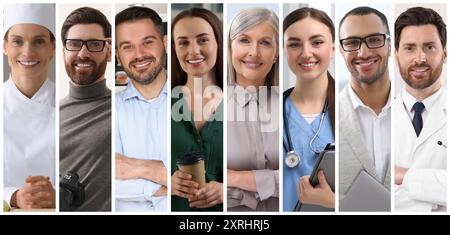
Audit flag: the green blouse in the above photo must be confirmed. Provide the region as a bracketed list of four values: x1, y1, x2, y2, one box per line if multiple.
[171, 95, 223, 211]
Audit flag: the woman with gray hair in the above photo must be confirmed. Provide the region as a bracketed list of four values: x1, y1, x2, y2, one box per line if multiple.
[227, 7, 279, 211]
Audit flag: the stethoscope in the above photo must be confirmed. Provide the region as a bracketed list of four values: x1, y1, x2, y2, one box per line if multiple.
[283, 87, 328, 168]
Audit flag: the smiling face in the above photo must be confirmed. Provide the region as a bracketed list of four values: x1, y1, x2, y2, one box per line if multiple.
[284, 17, 334, 81]
[3, 23, 55, 81]
[173, 17, 218, 79]
[339, 13, 390, 85]
[116, 19, 166, 85]
[396, 24, 446, 90]
[63, 23, 111, 86]
[231, 21, 278, 87]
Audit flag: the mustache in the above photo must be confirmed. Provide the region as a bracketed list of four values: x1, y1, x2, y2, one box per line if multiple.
[129, 56, 156, 67]
[408, 62, 431, 70]
[73, 59, 96, 65]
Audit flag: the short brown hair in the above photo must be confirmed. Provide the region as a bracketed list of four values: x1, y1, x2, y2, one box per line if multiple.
[61, 7, 111, 43]
[395, 7, 446, 50]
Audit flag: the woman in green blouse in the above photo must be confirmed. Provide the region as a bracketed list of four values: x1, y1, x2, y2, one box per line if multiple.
[170, 7, 223, 211]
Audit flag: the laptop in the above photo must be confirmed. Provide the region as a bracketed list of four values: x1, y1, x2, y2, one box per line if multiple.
[340, 170, 390, 212]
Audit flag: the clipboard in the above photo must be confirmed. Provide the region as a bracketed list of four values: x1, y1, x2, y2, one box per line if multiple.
[294, 143, 335, 211]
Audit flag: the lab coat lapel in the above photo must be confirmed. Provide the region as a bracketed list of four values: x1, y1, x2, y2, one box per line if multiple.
[415, 90, 446, 151]
[341, 88, 378, 176]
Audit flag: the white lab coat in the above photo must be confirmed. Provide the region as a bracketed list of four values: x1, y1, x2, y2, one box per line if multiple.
[394, 88, 446, 211]
[3, 77, 55, 206]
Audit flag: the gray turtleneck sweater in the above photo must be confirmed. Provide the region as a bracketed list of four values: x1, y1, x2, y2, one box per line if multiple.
[60, 79, 111, 211]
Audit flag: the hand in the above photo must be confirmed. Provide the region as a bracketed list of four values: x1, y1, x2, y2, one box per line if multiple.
[227, 169, 257, 192]
[395, 165, 409, 185]
[171, 170, 199, 199]
[297, 171, 334, 208]
[153, 186, 167, 197]
[189, 181, 223, 208]
[14, 176, 55, 209]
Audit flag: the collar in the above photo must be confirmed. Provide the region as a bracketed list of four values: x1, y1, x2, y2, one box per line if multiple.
[229, 85, 264, 108]
[122, 79, 168, 102]
[402, 86, 443, 113]
[347, 83, 391, 113]
[69, 79, 110, 99]
[6, 74, 54, 106]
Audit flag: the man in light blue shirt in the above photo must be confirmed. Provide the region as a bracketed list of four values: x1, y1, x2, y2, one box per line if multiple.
[115, 6, 168, 211]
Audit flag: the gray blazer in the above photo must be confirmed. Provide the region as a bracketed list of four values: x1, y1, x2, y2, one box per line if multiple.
[339, 86, 391, 205]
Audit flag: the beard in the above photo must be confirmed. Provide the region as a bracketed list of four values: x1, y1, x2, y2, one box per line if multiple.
[66, 58, 107, 86]
[124, 53, 166, 85]
[399, 61, 443, 89]
[350, 56, 388, 85]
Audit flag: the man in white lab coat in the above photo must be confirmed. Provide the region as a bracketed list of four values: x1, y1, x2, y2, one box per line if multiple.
[3, 4, 56, 210]
[394, 7, 447, 211]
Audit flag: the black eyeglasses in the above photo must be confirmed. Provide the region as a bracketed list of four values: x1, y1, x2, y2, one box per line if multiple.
[340, 34, 390, 52]
[64, 39, 109, 52]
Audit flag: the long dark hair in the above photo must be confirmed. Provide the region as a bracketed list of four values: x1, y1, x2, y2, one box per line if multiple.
[171, 7, 223, 90]
[284, 7, 335, 133]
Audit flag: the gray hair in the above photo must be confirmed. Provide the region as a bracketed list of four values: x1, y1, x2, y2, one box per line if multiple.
[228, 7, 279, 86]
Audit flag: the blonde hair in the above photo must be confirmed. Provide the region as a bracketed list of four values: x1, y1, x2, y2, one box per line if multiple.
[228, 7, 279, 86]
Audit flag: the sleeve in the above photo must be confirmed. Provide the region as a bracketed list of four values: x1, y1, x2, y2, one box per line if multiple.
[253, 169, 279, 200]
[227, 187, 259, 210]
[4, 185, 18, 208]
[115, 105, 124, 154]
[402, 168, 446, 206]
[115, 179, 162, 203]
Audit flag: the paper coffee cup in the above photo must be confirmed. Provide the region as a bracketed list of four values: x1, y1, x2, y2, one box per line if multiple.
[176, 152, 206, 188]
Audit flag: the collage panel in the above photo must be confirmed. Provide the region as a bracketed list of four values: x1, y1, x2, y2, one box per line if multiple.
[227, 3, 280, 212]
[337, 3, 392, 212]
[170, 3, 224, 212]
[3, 3, 56, 212]
[282, 3, 336, 212]
[393, 3, 447, 212]
[114, 3, 169, 212]
[59, 4, 112, 211]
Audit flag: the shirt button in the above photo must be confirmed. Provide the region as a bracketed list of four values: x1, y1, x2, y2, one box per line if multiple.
[197, 138, 201, 143]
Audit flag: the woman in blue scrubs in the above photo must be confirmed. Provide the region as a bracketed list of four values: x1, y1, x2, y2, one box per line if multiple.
[282, 7, 335, 211]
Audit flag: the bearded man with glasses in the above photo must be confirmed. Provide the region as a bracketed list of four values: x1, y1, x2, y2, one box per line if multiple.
[59, 6, 112, 211]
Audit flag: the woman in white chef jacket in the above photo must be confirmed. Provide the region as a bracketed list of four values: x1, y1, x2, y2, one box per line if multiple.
[3, 3, 56, 210]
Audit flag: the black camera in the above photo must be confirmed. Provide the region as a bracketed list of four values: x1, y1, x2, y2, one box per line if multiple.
[60, 172, 85, 211]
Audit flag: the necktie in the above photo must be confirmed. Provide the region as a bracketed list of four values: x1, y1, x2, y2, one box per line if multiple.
[412, 102, 425, 137]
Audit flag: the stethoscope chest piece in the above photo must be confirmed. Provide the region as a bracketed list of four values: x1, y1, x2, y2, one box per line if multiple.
[285, 151, 300, 168]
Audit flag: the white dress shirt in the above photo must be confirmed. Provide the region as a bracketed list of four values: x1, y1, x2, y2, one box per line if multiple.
[401, 86, 442, 123]
[348, 84, 391, 180]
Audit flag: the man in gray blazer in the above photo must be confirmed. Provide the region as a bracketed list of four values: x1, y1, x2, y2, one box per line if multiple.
[338, 7, 391, 211]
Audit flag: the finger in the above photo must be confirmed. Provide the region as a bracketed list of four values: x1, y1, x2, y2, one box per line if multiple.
[175, 171, 193, 180]
[189, 199, 207, 208]
[179, 180, 199, 189]
[175, 184, 198, 195]
[25, 176, 49, 183]
[196, 200, 220, 209]
[34, 191, 52, 199]
[35, 200, 54, 209]
[174, 190, 190, 199]
[317, 170, 330, 188]
[31, 180, 52, 187]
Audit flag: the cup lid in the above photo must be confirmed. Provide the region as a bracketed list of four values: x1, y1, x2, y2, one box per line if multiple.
[177, 151, 204, 165]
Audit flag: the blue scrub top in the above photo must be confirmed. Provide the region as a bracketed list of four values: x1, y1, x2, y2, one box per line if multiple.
[283, 96, 334, 211]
